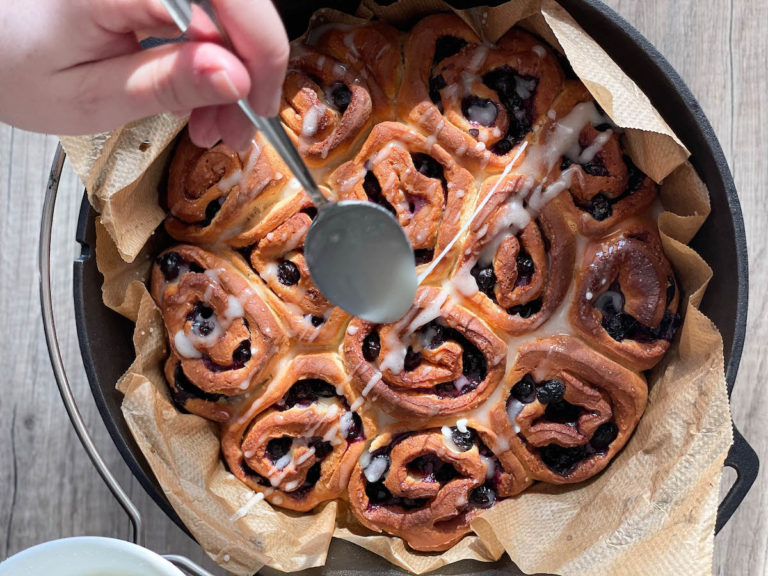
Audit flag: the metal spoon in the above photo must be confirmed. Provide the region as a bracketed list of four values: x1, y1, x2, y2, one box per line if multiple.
[159, 0, 418, 323]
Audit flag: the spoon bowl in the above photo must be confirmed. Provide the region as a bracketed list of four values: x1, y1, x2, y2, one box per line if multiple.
[305, 201, 418, 324]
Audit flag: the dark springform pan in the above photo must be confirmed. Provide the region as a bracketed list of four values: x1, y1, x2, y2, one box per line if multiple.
[71, 1, 759, 573]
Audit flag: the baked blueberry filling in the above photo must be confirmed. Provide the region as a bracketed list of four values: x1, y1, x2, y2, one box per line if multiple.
[277, 260, 301, 286]
[433, 36, 469, 65]
[362, 331, 382, 362]
[481, 66, 538, 154]
[410, 153, 448, 199]
[414, 249, 435, 265]
[462, 96, 499, 127]
[407, 454, 459, 483]
[188, 303, 215, 336]
[363, 171, 397, 215]
[171, 364, 226, 412]
[329, 82, 352, 113]
[200, 196, 225, 227]
[594, 280, 680, 343]
[571, 155, 649, 221]
[278, 379, 337, 409]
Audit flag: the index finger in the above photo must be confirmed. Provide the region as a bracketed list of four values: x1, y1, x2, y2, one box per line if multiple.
[190, 0, 289, 117]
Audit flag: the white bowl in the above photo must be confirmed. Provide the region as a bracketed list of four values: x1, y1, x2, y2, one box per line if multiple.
[0, 537, 185, 576]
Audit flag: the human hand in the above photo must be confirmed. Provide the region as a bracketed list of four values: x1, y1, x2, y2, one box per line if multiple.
[0, 0, 289, 150]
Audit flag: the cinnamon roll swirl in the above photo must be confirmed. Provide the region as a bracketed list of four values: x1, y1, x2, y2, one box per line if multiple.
[331, 122, 475, 276]
[450, 174, 575, 334]
[532, 82, 658, 236]
[281, 45, 376, 167]
[151, 246, 285, 420]
[231, 189, 349, 346]
[221, 354, 374, 511]
[310, 22, 401, 121]
[343, 287, 506, 419]
[348, 426, 529, 552]
[570, 223, 681, 370]
[491, 336, 647, 484]
[400, 15, 564, 171]
[164, 131, 293, 244]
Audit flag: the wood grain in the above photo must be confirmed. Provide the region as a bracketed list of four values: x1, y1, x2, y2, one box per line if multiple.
[0, 1, 764, 574]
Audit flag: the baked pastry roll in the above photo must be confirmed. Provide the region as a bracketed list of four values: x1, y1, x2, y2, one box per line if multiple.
[491, 336, 647, 483]
[221, 353, 375, 511]
[400, 15, 564, 171]
[348, 425, 529, 552]
[331, 121, 475, 278]
[163, 131, 294, 244]
[343, 287, 506, 419]
[450, 173, 575, 334]
[151, 245, 285, 421]
[570, 223, 681, 370]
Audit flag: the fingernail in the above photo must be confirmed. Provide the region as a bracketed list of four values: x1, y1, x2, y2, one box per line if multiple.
[209, 70, 242, 101]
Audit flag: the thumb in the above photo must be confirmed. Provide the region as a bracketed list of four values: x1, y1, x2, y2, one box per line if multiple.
[59, 41, 250, 132]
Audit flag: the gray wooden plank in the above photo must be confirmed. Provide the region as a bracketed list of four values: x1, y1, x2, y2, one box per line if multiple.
[0, 1, 763, 575]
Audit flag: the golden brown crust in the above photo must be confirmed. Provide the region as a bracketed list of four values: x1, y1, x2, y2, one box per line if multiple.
[343, 287, 506, 419]
[164, 132, 293, 244]
[310, 22, 402, 120]
[330, 121, 476, 278]
[281, 45, 376, 167]
[221, 353, 375, 511]
[150, 245, 285, 414]
[569, 222, 680, 370]
[490, 336, 647, 484]
[226, 190, 349, 347]
[400, 19, 564, 172]
[450, 174, 576, 334]
[347, 426, 529, 552]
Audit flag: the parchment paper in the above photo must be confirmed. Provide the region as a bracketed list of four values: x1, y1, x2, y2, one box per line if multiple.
[61, 1, 732, 574]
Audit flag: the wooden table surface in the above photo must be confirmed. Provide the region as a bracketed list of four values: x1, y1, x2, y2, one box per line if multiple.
[0, 1, 764, 574]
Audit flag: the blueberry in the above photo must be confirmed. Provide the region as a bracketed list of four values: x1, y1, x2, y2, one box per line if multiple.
[468, 128, 480, 139]
[330, 82, 352, 113]
[310, 315, 325, 327]
[462, 345, 487, 384]
[539, 444, 588, 476]
[507, 299, 542, 318]
[363, 171, 396, 215]
[468, 485, 497, 509]
[470, 263, 497, 299]
[602, 312, 637, 342]
[536, 380, 565, 404]
[189, 303, 215, 336]
[544, 400, 582, 425]
[490, 138, 513, 155]
[510, 374, 536, 404]
[158, 252, 184, 282]
[590, 422, 619, 451]
[282, 379, 337, 407]
[301, 206, 318, 220]
[450, 427, 475, 451]
[201, 197, 224, 226]
[516, 252, 535, 286]
[362, 331, 381, 362]
[587, 193, 613, 221]
[433, 36, 468, 65]
[365, 481, 392, 505]
[309, 439, 334, 460]
[581, 156, 609, 177]
[266, 437, 292, 464]
[277, 260, 301, 286]
[462, 96, 498, 127]
[344, 412, 365, 442]
[624, 155, 646, 193]
[414, 249, 435, 266]
[404, 347, 422, 372]
[425, 321, 448, 348]
[411, 153, 444, 181]
[232, 340, 252, 366]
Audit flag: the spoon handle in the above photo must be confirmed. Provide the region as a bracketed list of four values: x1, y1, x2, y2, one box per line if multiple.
[158, 0, 329, 209]
[242, 111, 329, 209]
